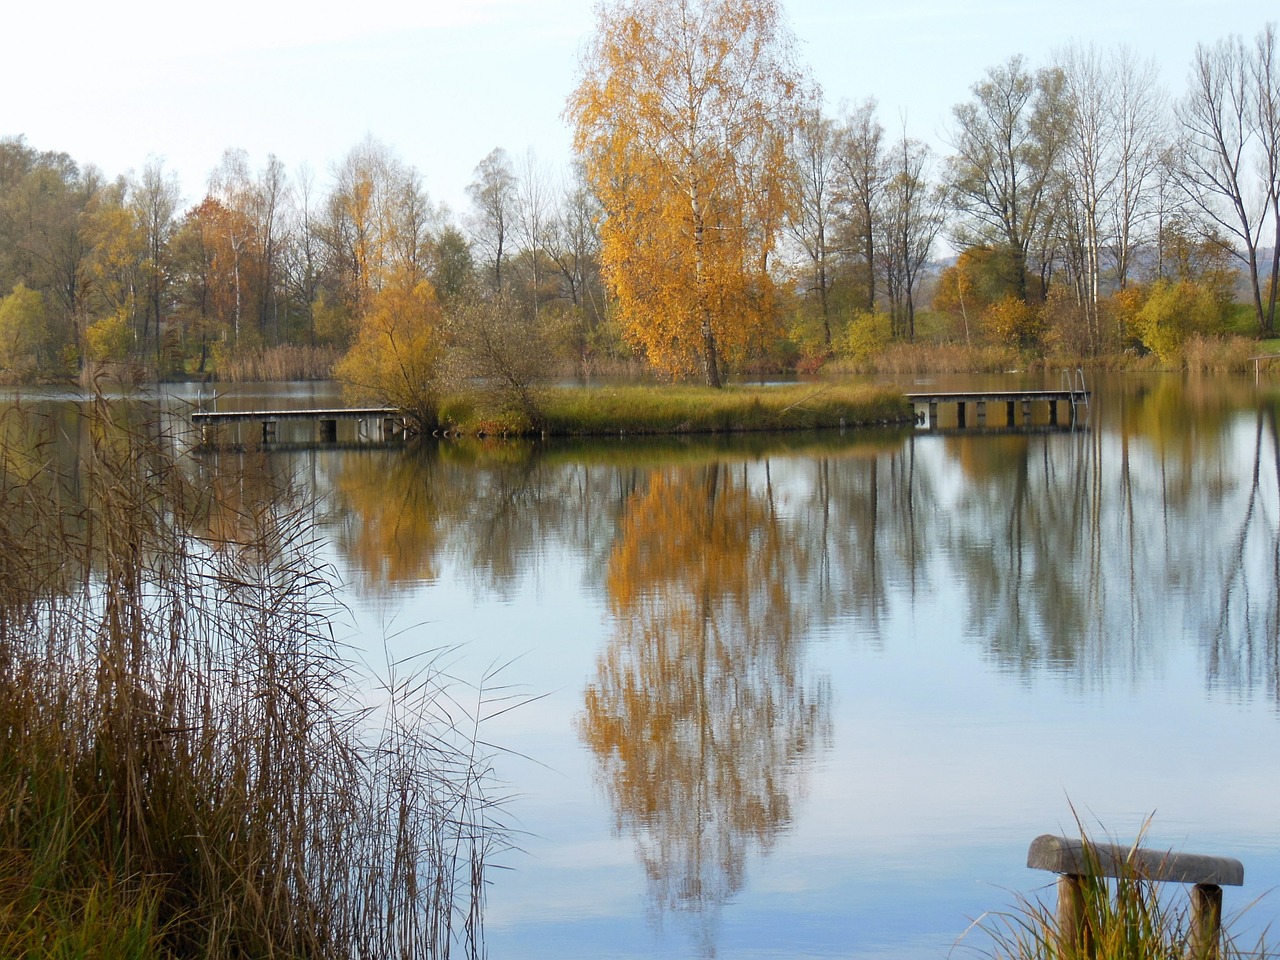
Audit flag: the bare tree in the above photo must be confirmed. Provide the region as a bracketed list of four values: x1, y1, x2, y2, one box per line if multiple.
[1176, 34, 1272, 333]
[467, 147, 518, 291]
[946, 56, 1069, 303]
[833, 99, 884, 311]
[787, 104, 839, 347]
[130, 158, 180, 357]
[879, 127, 943, 340]
[1058, 43, 1119, 347]
[514, 149, 553, 317]
[1108, 47, 1167, 290]
[1253, 24, 1280, 330]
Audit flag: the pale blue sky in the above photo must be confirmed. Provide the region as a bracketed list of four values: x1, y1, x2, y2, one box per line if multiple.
[4, 0, 1276, 217]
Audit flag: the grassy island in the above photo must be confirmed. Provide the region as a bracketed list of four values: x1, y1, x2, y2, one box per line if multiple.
[437, 383, 914, 437]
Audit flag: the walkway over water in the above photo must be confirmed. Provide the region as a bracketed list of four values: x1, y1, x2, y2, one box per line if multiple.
[905, 389, 1090, 430]
[190, 407, 409, 446]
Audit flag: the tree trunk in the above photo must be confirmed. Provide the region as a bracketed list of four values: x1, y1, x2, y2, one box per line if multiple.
[691, 182, 722, 388]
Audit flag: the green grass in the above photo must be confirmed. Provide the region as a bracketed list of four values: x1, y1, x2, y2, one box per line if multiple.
[440, 382, 912, 436]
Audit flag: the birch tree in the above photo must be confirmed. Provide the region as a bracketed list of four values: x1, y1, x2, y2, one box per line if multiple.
[568, 0, 809, 386]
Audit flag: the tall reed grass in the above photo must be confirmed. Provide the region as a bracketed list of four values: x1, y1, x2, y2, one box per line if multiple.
[217, 344, 342, 382]
[829, 341, 1024, 375]
[0, 390, 502, 958]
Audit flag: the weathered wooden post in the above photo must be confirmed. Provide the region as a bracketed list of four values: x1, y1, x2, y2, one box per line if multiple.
[957, 401, 967, 428]
[976, 400, 987, 426]
[1027, 834, 1243, 960]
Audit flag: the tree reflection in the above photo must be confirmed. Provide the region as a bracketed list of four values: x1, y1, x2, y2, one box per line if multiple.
[1203, 403, 1280, 699]
[326, 447, 454, 593]
[580, 463, 831, 954]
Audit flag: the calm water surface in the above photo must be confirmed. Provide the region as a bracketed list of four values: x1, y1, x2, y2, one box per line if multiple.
[127, 376, 1280, 955]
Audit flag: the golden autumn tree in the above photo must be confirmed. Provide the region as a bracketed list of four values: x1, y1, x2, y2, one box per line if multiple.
[567, 0, 808, 386]
[334, 265, 446, 433]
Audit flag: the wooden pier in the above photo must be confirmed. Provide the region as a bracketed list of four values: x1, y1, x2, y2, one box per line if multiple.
[905, 389, 1089, 430]
[190, 407, 409, 447]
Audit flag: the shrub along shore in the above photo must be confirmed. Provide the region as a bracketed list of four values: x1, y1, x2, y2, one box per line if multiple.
[436, 383, 915, 437]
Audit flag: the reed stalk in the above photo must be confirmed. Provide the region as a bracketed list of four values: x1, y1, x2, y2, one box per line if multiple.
[0, 389, 502, 958]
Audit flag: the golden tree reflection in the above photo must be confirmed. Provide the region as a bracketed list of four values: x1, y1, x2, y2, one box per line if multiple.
[580, 464, 831, 952]
[327, 448, 454, 593]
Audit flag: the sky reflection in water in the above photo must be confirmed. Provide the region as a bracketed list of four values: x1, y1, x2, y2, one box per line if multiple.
[287, 375, 1280, 959]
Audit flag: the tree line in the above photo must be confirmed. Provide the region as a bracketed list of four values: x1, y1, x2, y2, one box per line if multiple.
[0, 0, 1278, 394]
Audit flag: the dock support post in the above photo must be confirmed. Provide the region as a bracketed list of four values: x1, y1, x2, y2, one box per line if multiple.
[977, 400, 987, 426]
[1055, 874, 1091, 957]
[957, 401, 967, 428]
[1006, 400, 1016, 425]
[262, 420, 276, 444]
[319, 419, 337, 443]
[1189, 884, 1223, 960]
[928, 401, 938, 429]
[1022, 398, 1032, 424]
[1049, 400, 1059, 426]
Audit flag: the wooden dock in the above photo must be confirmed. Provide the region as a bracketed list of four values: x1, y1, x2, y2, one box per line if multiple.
[904, 389, 1089, 430]
[190, 407, 409, 446]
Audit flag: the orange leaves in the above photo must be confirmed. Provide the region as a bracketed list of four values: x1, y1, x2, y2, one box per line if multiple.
[568, 0, 810, 384]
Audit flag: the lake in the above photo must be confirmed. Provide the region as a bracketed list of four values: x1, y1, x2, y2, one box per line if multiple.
[36, 373, 1280, 958]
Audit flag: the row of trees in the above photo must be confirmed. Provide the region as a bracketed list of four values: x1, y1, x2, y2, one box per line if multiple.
[1, 0, 1278, 389]
[570, 0, 1280, 383]
[0, 135, 610, 384]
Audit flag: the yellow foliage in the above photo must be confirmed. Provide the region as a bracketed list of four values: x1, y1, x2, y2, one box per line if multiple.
[334, 268, 445, 431]
[981, 295, 1043, 350]
[84, 305, 133, 363]
[839, 310, 892, 363]
[568, 0, 808, 386]
[0, 284, 47, 378]
[1131, 279, 1227, 364]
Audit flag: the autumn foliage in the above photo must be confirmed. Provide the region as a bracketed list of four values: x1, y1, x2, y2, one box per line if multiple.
[568, 0, 808, 386]
[334, 267, 446, 431]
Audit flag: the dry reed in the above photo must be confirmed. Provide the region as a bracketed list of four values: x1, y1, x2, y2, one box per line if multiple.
[0, 389, 502, 958]
[217, 344, 342, 382]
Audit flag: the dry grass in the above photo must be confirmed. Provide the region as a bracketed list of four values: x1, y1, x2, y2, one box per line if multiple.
[828, 340, 1024, 375]
[1183, 335, 1263, 376]
[216, 344, 342, 382]
[0, 389, 503, 958]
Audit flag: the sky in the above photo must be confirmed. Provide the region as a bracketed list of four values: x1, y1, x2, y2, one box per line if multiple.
[4, 0, 1278, 219]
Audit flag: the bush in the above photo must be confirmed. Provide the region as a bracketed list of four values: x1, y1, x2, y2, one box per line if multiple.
[838, 310, 892, 365]
[1131, 279, 1228, 364]
[335, 269, 447, 432]
[982, 295, 1044, 351]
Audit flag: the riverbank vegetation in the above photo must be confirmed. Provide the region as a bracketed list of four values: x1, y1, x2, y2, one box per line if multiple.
[0, 397, 502, 958]
[0, 9, 1278, 393]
